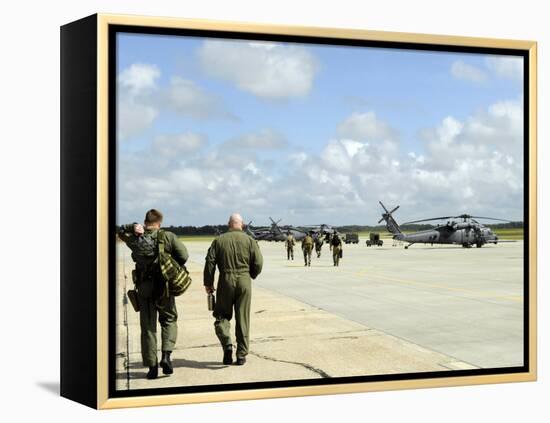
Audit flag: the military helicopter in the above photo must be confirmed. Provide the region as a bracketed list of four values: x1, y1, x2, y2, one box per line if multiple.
[301, 224, 338, 241]
[243, 218, 303, 241]
[244, 221, 276, 241]
[378, 201, 507, 249]
[246, 217, 326, 241]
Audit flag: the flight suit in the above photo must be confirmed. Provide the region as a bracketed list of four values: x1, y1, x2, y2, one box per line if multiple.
[119, 225, 189, 367]
[204, 229, 263, 359]
[314, 237, 324, 258]
[302, 235, 314, 266]
[285, 234, 296, 260]
[331, 235, 342, 266]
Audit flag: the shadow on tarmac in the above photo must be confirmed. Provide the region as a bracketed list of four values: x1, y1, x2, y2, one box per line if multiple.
[170, 358, 229, 371]
[116, 358, 229, 380]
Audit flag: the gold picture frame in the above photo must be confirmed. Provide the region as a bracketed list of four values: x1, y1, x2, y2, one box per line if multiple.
[60, 13, 537, 409]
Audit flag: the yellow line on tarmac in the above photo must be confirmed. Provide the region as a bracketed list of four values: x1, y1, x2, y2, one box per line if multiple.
[354, 269, 523, 303]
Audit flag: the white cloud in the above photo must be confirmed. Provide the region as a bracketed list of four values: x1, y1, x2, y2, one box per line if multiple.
[289, 151, 308, 166]
[199, 40, 319, 99]
[117, 101, 523, 226]
[118, 101, 159, 141]
[413, 98, 523, 217]
[450, 60, 487, 83]
[450, 56, 523, 84]
[153, 133, 207, 156]
[166, 76, 235, 120]
[244, 162, 260, 175]
[118, 63, 160, 95]
[485, 56, 523, 80]
[223, 128, 287, 150]
[117, 64, 161, 141]
[117, 64, 237, 141]
[337, 111, 397, 146]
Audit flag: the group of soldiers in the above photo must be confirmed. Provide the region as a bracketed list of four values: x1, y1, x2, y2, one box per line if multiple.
[118, 210, 347, 381]
[285, 231, 343, 267]
[119, 210, 263, 380]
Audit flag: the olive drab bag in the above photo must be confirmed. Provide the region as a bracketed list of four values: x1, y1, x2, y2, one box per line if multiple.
[156, 230, 192, 296]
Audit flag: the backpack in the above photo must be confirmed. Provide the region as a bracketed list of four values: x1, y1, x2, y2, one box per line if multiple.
[156, 230, 192, 297]
[126, 232, 157, 267]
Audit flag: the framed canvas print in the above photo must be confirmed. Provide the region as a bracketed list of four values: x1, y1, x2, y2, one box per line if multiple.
[60, 14, 537, 409]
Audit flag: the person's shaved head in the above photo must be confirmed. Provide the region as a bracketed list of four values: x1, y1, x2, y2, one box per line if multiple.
[228, 213, 244, 230]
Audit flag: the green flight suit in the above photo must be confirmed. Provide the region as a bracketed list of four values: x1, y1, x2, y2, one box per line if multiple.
[302, 235, 314, 266]
[314, 237, 324, 258]
[331, 235, 342, 266]
[285, 234, 295, 260]
[204, 229, 263, 359]
[119, 224, 189, 367]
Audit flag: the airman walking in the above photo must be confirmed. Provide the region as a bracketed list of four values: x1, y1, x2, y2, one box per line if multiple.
[314, 234, 324, 258]
[118, 209, 189, 379]
[302, 231, 314, 267]
[331, 232, 343, 266]
[285, 231, 296, 260]
[204, 213, 264, 365]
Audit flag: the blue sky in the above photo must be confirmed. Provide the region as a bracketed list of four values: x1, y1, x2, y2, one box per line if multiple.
[116, 32, 524, 226]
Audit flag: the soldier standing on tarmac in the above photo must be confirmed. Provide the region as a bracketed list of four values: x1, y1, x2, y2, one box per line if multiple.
[285, 231, 296, 260]
[203, 213, 264, 366]
[302, 231, 314, 267]
[331, 232, 343, 266]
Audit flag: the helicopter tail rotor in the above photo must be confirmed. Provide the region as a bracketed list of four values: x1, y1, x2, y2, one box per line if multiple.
[378, 201, 402, 235]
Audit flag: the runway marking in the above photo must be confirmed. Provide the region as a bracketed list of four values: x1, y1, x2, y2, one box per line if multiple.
[354, 269, 523, 303]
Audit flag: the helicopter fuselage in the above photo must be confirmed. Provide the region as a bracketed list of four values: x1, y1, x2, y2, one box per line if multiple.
[395, 225, 499, 248]
[378, 201, 502, 249]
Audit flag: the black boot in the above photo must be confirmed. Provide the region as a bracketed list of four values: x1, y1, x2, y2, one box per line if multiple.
[235, 356, 247, 366]
[160, 351, 173, 375]
[223, 346, 233, 365]
[146, 365, 158, 379]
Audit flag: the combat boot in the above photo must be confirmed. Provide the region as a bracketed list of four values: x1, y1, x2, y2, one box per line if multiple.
[223, 345, 233, 365]
[236, 357, 247, 366]
[146, 365, 158, 379]
[160, 351, 173, 375]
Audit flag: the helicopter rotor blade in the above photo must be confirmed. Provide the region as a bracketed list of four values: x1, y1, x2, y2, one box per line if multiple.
[389, 205, 400, 215]
[468, 216, 511, 222]
[402, 216, 454, 225]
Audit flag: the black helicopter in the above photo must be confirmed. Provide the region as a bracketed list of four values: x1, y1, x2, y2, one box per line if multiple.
[378, 201, 508, 248]
[244, 217, 307, 241]
[245, 218, 333, 242]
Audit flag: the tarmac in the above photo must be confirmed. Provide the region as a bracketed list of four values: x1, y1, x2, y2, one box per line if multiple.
[115, 236, 523, 391]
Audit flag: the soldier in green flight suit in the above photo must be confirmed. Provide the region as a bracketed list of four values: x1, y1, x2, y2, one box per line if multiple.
[302, 231, 314, 267]
[331, 232, 343, 266]
[204, 213, 263, 366]
[314, 234, 324, 258]
[285, 231, 296, 260]
[118, 209, 189, 380]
